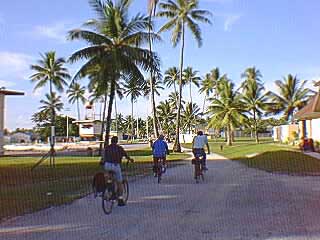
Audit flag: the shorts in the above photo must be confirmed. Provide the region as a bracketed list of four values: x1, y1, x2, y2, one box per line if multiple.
[104, 162, 123, 182]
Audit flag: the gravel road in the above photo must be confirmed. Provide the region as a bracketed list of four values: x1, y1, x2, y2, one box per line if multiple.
[2, 155, 320, 240]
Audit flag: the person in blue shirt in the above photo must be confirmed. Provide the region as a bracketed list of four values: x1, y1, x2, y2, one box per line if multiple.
[152, 134, 169, 174]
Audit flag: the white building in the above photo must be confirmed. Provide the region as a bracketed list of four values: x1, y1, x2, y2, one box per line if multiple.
[10, 132, 32, 143]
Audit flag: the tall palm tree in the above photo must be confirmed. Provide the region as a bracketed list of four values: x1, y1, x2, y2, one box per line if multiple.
[158, 0, 212, 152]
[210, 67, 221, 97]
[39, 92, 64, 117]
[199, 73, 214, 113]
[124, 78, 145, 141]
[67, 83, 86, 120]
[266, 74, 313, 122]
[168, 91, 185, 110]
[30, 51, 70, 156]
[182, 102, 201, 133]
[148, 0, 160, 138]
[183, 66, 201, 105]
[69, 0, 160, 146]
[143, 76, 164, 97]
[207, 79, 247, 146]
[240, 68, 268, 143]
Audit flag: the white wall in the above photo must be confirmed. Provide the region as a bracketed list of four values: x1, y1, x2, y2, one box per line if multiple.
[311, 118, 320, 141]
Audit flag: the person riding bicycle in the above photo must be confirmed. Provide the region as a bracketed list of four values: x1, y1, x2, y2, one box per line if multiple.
[192, 131, 210, 171]
[152, 134, 169, 176]
[101, 136, 133, 206]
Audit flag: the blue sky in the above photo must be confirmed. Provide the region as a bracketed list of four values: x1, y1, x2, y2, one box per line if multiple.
[1, 0, 320, 130]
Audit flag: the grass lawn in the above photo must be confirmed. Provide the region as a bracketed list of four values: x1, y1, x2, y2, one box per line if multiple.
[0, 148, 189, 221]
[182, 137, 320, 176]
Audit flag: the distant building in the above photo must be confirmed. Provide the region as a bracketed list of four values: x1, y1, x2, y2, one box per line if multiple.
[10, 132, 32, 143]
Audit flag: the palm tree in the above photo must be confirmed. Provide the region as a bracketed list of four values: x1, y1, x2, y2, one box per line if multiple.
[183, 66, 201, 105]
[30, 51, 70, 156]
[158, 0, 212, 152]
[157, 100, 176, 135]
[67, 83, 86, 120]
[143, 76, 164, 97]
[39, 92, 64, 117]
[69, 0, 160, 146]
[124, 78, 145, 141]
[168, 91, 185, 110]
[207, 79, 247, 146]
[182, 102, 201, 133]
[240, 68, 268, 143]
[266, 74, 313, 122]
[210, 67, 221, 98]
[164, 67, 180, 94]
[148, 0, 160, 138]
[199, 73, 214, 113]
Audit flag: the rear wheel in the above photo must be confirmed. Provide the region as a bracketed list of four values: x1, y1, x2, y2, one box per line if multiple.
[102, 189, 114, 214]
[122, 180, 129, 203]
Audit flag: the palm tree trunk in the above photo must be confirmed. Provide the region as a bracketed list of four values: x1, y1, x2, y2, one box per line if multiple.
[104, 80, 116, 147]
[99, 91, 108, 155]
[131, 98, 134, 143]
[49, 79, 55, 166]
[173, 23, 185, 152]
[227, 124, 232, 146]
[148, 15, 159, 138]
[115, 96, 118, 133]
[254, 110, 259, 143]
[77, 99, 80, 120]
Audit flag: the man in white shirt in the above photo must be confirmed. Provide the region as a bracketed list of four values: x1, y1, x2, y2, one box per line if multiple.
[192, 131, 210, 170]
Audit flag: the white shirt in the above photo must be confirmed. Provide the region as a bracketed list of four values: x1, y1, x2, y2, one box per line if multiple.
[193, 135, 208, 149]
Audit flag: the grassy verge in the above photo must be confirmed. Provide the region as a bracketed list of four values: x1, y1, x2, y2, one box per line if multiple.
[0, 149, 189, 221]
[182, 138, 320, 176]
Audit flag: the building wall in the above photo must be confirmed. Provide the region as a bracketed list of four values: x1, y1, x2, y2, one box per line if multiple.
[273, 124, 298, 142]
[311, 118, 320, 141]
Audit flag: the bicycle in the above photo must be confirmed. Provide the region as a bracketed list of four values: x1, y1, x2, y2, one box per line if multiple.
[154, 157, 166, 184]
[191, 154, 204, 183]
[93, 161, 130, 215]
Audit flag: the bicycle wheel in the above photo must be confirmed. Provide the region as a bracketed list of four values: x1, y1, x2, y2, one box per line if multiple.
[102, 189, 114, 214]
[194, 162, 200, 183]
[157, 165, 162, 184]
[122, 180, 129, 203]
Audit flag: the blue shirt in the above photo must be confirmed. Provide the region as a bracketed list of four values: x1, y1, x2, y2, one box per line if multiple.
[152, 139, 169, 157]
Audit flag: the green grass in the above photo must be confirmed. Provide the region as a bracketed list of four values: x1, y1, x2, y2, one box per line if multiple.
[0, 149, 189, 221]
[183, 137, 320, 176]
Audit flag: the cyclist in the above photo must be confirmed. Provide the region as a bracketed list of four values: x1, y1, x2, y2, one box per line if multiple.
[192, 131, 210, 171]
[152, 134, 169, 176]
[101, 136, 133, 206]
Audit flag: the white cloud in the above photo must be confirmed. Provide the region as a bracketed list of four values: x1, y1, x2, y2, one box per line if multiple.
[32, 22, 73, 43]
[224, 15, 241, 32]
[0, 80, 16, 88]
[0, 52, 33, 86]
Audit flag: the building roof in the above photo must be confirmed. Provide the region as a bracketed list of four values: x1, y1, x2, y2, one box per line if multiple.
[0, 89, 24, 95]
[73, 119, 102, 124]
[295, 93, 320, 120]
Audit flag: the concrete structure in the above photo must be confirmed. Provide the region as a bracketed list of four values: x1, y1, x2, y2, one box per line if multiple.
[10, 132, 32, 143]
[0, 89, 24, 155]
[295, 93, 320, 142]
[73, 120, 102, 141]
[273, 124, 299, 142]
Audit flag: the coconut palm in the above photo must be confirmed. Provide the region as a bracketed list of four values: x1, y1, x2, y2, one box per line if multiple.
[199, 73, 214, 113]
[123, 78, 145, 141]
[168, 91, 185, 110]
[240, 69, 268, 143]
[182, 102, 201, 133]
[67, 83, 86, 120]
[266, 74, 313, 122]
[30, 51, 70, 96]
[69, 0, 160, 146]
[164, 67, 180, 94]
[207, 79, 247, 146]
[183, 66, 201, 105]
[143, 76, 164, 96]
[39, 92, 64, 117]
[157, 100, 176, 135]
[158, 0, 212, 152]
[148, 0, 161, 138]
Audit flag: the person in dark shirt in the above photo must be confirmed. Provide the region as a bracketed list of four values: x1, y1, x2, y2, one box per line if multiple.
[102, 136, 133, 206]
